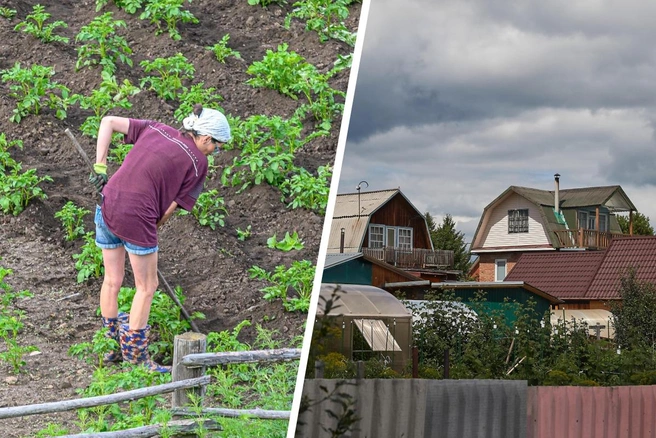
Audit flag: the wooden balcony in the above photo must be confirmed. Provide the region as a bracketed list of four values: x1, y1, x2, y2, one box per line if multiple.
[553, 228, 627, 249]
[362, 247, 455, 269]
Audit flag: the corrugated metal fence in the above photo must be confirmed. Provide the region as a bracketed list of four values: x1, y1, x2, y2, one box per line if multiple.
[296, 379, 526, 438]
[296, 380, 656, 438]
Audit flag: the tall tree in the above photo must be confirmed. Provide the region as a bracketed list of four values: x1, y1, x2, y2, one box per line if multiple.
[617, 212, 654, 236]
[425, 213, 471, 278]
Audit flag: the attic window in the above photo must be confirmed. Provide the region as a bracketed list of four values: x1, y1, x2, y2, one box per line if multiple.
[508, 209, 529, 233]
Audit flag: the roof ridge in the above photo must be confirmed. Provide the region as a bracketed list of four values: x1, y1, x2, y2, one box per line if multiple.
[337, 188, 400, 196]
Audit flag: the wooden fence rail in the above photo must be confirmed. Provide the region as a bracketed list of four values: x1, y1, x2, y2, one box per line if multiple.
[0, 331, 301, 436]
[0, 376, 210, 420]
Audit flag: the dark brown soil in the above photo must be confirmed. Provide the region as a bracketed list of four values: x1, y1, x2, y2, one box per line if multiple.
[0, 0, 360, 435]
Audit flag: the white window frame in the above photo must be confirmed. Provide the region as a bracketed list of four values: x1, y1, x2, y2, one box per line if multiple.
[508, 209, 529, 233]
[367, 224, 414, 250]
[495, 259, 507, 282]
[397, 227, 413, 251]
[368, 224, 384, 248]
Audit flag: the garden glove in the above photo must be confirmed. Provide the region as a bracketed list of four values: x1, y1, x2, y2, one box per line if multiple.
[89, 163, 108, 193]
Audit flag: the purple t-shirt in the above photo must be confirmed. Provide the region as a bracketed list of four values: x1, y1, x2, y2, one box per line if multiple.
[101, 119, 208, 247]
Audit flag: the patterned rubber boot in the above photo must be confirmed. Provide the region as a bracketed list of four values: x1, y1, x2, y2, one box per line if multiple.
[119, 323, 171, 373]
[101, 312, 129, 362]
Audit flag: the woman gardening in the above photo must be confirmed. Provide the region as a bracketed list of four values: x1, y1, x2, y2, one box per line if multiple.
[89, 105, 230, 372]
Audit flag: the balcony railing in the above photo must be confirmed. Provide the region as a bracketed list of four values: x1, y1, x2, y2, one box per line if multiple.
[553, 228, 627, 249]
[362, 247, 455, 269]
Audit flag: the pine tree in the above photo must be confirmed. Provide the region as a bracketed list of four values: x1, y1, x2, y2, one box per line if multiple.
[425, 212, 471, 278]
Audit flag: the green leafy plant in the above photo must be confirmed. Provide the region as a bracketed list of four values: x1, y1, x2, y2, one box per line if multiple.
[267, 231, 304, 251]
[173, 83, 224, 123]
[0, 164, 52, 215]
[72, 232, 104, 283]
[14, 4, 69, 44]
[108, 143, 134, 164]
[1, 62, 75, 123]
[0, 7, 16, 19]
[0, 267, 38, 374]
[96, 0, 145, 14]
[75, 70, 140, 138]
[247, 0, 287, 6]
[285, 0, 356, 46]
[248, 260, 315, 312]
[54, 201, 90, 241]
[221, 114, 308, 192]
[140, 53, 195, 100]
[68, 327, 119, 369]
[246, 43, 318, 99]
[177, 189, 228, 230]
[206, 34, 242, 63]
[281, 165, 332, 213]
[75, 12, 133, 74]
[236, 225, 252, 241]
[0, 133, 23, 173]
[139, 0, 199, 41]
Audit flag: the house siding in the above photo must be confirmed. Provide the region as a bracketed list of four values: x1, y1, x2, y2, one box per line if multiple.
[365, 194, 432, 250]
[477, 194, 550, 249]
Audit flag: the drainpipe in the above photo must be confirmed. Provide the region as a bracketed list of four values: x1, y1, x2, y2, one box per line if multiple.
[340, 228, 345, 253]
[554, 173, 560, 213]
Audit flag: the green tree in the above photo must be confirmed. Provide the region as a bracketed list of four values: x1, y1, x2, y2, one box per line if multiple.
[617, 212, 654, 236]
[609, 267, 656, 350]
[426, 213, 471, 278]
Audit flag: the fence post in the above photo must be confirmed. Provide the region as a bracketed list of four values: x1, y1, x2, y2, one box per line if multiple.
[172, 332, 207, 409]
[356, 360, 365, 379]
[412, 347, 419, 378]
[315, 360, 324, 378]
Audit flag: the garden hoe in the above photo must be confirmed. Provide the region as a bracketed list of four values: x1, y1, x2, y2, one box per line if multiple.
[64, 128, 202, 333]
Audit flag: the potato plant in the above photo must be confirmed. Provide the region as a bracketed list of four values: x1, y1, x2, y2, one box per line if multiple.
[172, 83, 224, 123]
[139, 0, 198, 41]
[0, 164, 52, 215]
[14, 4, 69, 44]
[140, 53, 195, 100]
[1, 63, 74, 123]
[0, 7, 16, 19]
[285, 0, 357, 46]
[249, 260, 315, 312]
[74, 70, 140, 138]
[96, 0, 145, 14]
[0, 133, 22, 173]
[206, 34, 242, 63]
[177, 189, 228, 230]
[75, 12, 133, 74]
[54, 201, 91, 241]
[281, 164, 332, 213]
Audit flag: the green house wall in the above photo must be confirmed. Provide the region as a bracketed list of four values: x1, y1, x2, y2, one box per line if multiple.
[322, 259, 372, 285]
[446, 287, 552, 325]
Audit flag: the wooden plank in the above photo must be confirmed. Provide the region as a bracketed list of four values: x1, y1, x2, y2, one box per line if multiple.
[172, 332, 207, 408]
[59, 418, 221, 437]
[0, 376, 210, 420]
[182, 348, 301, 368]
[173, 407, 290, 420]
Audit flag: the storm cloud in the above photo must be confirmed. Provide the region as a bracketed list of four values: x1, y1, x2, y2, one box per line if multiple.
[338, 0, 656, 242]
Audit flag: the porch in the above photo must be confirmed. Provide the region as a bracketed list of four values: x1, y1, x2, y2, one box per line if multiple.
[553, 228, 628, 249]
[362, 247, 455, 269]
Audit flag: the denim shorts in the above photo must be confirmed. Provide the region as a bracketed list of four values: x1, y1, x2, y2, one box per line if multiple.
[94, 205, 158, 255]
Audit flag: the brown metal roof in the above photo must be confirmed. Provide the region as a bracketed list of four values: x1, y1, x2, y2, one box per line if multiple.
[504, 251, 606, 299]
[587, 236, 656, 300]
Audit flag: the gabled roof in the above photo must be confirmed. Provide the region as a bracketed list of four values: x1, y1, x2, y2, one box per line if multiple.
[328, 188, 428, 253]
[587, 236, 656, 300]
[505, 236, 656, 301]
[332, 189, 400, 218]
[505, 251, 606, 299]
[472, 184, 636, 250]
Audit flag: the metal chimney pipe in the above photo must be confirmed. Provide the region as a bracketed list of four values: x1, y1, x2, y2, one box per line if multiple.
[554, 173, 560, 213]
[340, 228, 345, 253]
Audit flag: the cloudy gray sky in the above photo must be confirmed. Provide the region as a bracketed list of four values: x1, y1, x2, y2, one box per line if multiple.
[336, 0, 656, 244]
